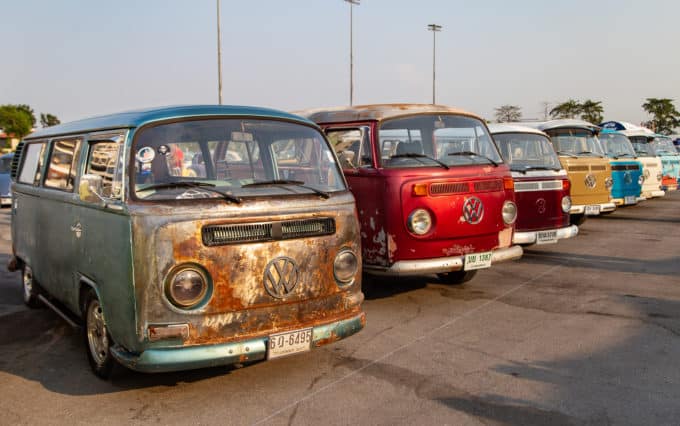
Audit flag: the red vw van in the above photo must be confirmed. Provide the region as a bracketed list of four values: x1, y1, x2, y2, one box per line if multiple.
[298, 104, 522, 284]
[489, 124, 578, 245]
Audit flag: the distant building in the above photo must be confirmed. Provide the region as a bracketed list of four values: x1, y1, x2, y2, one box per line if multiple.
[0, 129, 20, 152]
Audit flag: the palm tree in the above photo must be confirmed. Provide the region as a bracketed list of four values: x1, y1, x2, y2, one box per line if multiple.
[580, 100, 604, 125]
[549, 99, 582, 119]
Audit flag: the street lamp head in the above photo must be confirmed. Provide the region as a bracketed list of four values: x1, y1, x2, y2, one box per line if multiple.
[427, 24, 442, 32]
[344, 0, 360, 4]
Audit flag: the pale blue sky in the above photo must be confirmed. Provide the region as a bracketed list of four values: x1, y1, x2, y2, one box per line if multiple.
[1, 0, 678, 125]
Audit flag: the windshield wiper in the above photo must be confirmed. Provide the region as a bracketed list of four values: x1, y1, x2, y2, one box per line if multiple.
[242, 179, 330, 199]
[512, 165, 561, 174]
[390, 153, 449, 169]
[577, 151, 604, 158]
[137, 181, 242, 204]
[556, 151, 578, 158]
[447, 151, 498, 167]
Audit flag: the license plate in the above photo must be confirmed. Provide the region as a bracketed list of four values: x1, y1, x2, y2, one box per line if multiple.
[268, 328, 312, 360]
[464, 251, 492, 271]
[584, 205, 600, 215]
[536, 230, 558, 245]
[624, 196, 636, 205]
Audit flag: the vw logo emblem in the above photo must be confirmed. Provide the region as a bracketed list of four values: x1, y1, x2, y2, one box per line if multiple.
[263, 256, 299, 298]
[462, 197, 484, 224]
[584, 174, 597, 189]
[536, 198, 546, 214]
[623, 171, 633, 184]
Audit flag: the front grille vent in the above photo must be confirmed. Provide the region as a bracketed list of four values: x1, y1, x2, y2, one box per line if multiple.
[568, 165, 589, 172]
[611, 164, 640, 171]
[590, 165, 607, 171]
[473, 180, 503, 192]
[202, 217, 335, 246]
[430, 182, 469, 195]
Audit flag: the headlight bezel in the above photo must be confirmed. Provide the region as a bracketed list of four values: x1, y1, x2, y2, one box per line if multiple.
[561, 195, 572, 213]
[407, 208, 433, 235]
[334, 249, 359, 286]
[605, 177, 614, 190]
[165, 264, 212, 310]
[501, 200, 518, 225]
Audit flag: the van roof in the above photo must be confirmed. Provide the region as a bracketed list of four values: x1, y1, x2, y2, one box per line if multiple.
[487, 123, 548, 137]
[512, 119, 600, 133]
[295, 103, 480, 123]
[26, 105, 314, 140]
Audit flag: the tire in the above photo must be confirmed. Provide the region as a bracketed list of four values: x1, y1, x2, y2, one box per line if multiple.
[570, 214, 586, 226]
[437, 270, 477, 285]
[22, 265, 42, 308]
[83, 290, 115, 379]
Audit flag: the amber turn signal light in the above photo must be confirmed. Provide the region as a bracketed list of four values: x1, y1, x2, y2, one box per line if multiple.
[562, 179, 571, 191]
[503, 177, 514, 190]
[412, 183, 428, 196]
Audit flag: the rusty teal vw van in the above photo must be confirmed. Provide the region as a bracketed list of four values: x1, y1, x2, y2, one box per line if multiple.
[9, 106, 365, 378]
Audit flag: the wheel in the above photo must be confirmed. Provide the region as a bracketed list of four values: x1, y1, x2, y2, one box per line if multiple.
[83, 290, 115, 379]
[570, 214, 586, 226]
[22, 265, 42, 308]
[437, 270, 477, 285]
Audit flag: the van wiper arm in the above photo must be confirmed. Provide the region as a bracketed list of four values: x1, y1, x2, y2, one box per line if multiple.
[512, 165, 561, 174]
[556, 150, 578, 158]
[447, 151, 498, 167]
[242, 179, 330, 199]
[390, 153, 449, 169]
[138, 181, 242, 204]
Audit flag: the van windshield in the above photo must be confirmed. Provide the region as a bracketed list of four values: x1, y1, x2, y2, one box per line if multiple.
[598, 133, 637, 158]
[493, 133, 561, 172]
[132, 119, 345, 201]
[652, 136, 680, 156]
[546, 128, 605, 157]
[378, 114, 502, 168]
[629, 136, 655, 157]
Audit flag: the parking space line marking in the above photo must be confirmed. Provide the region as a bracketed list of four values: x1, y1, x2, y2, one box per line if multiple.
[252, 263, 565, 425]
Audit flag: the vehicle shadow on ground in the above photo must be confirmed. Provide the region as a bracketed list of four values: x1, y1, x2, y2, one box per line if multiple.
[521, 249, 679, 277]
[0, 297, 251, 396]
[591, 214, 680, 224]
[362, 274, 431, 300]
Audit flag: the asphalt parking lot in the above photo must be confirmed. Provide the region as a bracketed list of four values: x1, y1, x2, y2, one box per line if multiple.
[0, 192, 678, 426]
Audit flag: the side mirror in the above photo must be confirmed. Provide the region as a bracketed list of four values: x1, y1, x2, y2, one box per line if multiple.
[79, 174, 104, 203]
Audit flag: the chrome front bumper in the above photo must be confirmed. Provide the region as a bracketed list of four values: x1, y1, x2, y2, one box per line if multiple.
[363, 245, 523, 276]
[513, 224, 579, 245]
[570, 202, 617, 215]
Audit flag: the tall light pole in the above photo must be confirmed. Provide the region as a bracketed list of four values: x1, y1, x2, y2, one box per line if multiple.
[344, 0, 360, 106]
[216, 0, 223, 105]
[427, 24, 442, 105]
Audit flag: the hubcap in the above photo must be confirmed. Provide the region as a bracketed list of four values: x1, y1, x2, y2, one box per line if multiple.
[22, 267, 33, 302]
[87, 300, 109, 366]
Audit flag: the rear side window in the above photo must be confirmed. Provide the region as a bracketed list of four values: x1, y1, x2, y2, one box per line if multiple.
[87, 141, 124, 198]
[44, 138, 81, 191]
[18, 142, 47, 184]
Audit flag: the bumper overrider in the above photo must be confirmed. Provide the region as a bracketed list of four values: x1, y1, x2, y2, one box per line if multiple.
[512, 224, 579, 245]
[363, 245, 523, 276]
[569, 202, 616, 215]
[111, 312, 366, 373]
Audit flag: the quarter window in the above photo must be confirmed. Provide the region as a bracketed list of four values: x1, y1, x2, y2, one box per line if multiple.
[326, 128, 373, 169]
[18, 142, 47, 184]
[87, 141, 123, 198]
[45, 139, 81, 191]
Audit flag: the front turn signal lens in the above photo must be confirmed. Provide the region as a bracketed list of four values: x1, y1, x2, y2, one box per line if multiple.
[503, 177, 514, 190]
[412, 183, 428, 196]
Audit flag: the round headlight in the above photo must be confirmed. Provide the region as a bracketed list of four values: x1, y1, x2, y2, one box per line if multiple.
[166, 267, 209, 308]
[605, 177, 613, 190]
[407, 209, 432, 235]
[502, 200, 517, 224]
[643, 169, 650, 179]
[561, 195, 572, 213]
[656, 172, 663, 182]
[334, 249, 358, 285]
[638, 175, 644, 185]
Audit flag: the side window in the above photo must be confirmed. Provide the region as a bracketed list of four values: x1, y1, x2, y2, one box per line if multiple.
[18, 142, 47, 184]
[45, 138, 81, 191]
[87, 141, 123, 199]
[326, 128, 373, 169]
